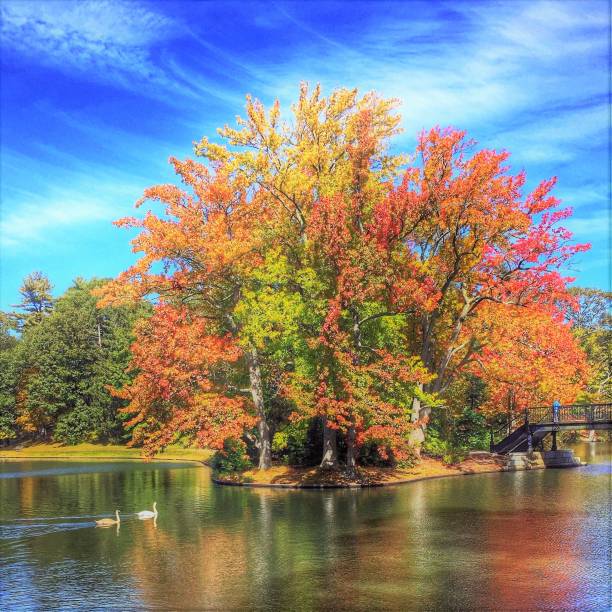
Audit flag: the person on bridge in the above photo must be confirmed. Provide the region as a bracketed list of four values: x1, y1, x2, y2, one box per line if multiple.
[553, 400, 561, 423]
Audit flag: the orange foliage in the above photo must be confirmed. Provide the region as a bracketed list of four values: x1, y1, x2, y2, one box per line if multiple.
[372, 127, 589, 395]
[97, 160, 268, 310]
[99, 87, 590, 464]
[117, 304, 256, 455]
[473, 303, 589, 413]
[95, 160, 267, 456]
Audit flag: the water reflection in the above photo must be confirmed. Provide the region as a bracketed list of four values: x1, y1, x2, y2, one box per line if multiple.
[1, 444, 610, 610]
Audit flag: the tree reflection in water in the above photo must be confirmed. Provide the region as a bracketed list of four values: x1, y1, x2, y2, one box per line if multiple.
[1, 443, 609, 610]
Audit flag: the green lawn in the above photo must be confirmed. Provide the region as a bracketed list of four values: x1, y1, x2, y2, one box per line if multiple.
[0, 442, 213, 464]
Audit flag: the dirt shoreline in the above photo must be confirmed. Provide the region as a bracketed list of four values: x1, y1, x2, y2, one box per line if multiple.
[212, 469, 507, 489]
[212, 454, 507, 489]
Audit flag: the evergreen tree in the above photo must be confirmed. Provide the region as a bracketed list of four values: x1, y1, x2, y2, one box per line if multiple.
[15, 278, 148, 443]
[0, 313, 19, 442]
[12, 271, 54, 330]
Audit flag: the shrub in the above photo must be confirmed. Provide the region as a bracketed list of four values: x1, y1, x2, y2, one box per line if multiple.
[212, 438, 252, 473]
[423, 405, 490, 461]
[423, 427, 452, 458]
[442, 449, 468, 465]
[397, 446, 419, 469]
[359, 441, 392, 467]
[453, 407, 489, 450]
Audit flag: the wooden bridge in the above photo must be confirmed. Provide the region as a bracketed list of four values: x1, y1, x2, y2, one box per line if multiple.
[490, 403, 612, 455]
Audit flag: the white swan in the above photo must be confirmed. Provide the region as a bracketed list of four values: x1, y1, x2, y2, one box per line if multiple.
[96, 510, 120, 527]
[137, 502, 157, 519]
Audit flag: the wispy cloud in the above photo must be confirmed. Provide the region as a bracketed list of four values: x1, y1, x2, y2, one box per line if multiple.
[0, 148, 145, 250]
[555, 183, 609, 212]
[563, 213, 609, 240]
[1, 0, 201, 102]
[1, 198, 109, 248]
[236, 0, 608, 163]
[490, 103, 608, 165]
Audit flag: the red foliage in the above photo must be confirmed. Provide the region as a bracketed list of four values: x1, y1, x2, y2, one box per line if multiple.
[371, 127, 589, 394]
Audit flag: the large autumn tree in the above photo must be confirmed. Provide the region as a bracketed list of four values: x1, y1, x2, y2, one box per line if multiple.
[372, 127, 589, 445]
[103, 84, 588, 471]
[195, 85, 434, 468]
[98, 164, 282, 467]
[101, 85, 432, 469]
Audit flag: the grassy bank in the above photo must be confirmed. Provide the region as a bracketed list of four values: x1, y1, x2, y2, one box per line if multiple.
[0, 442, 214, 464]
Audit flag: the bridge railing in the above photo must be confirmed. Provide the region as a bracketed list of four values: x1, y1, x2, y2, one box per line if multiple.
[528, 402, 612, 424]
[489, 403, 612, 451]
[489, 412, 524, 446]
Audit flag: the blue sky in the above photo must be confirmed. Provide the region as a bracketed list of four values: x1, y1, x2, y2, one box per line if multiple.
[0, 0, 609, 309]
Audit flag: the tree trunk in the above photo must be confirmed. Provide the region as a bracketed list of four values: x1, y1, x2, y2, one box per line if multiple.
[320, 418, 339, 469]
[408, 384, 427, 454]
[507, 390, 515, 436]
[246, 346, 271, 470]
[346, 426, 357, 477]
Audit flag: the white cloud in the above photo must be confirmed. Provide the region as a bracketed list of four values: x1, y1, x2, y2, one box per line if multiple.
[555, 184, 609, 211]
[563, 212, 610, 240]
[1, 0, 174, 46]
[490, 104, 608, 165]
[239, 0, 608, 162]
[1, 0, 608, 257]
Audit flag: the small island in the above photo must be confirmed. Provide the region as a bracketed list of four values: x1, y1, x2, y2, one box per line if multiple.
[213, 452, 508, 488]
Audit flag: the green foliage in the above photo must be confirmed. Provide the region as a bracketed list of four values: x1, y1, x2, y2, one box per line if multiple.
[271, 418, 321, 466]
[212, 438, 252, 473]
[422, 427, 451, 458]
[422, 430, 467, 465]
[0, 312, 18, 351]
[423, 401, 490, 463]
[53, 403, 107, 445]
[0, 343, 19, 440]
[10, 277, 148, 444]
[453, 407, 489, 450]
[570, 287, 611, 400]
[441, 449, 468, 465]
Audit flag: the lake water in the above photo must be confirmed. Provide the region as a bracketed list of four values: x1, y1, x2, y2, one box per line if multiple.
[1, 442, 610, 611]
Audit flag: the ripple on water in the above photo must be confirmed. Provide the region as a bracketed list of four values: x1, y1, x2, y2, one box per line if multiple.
[0, 521, 94, 541]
